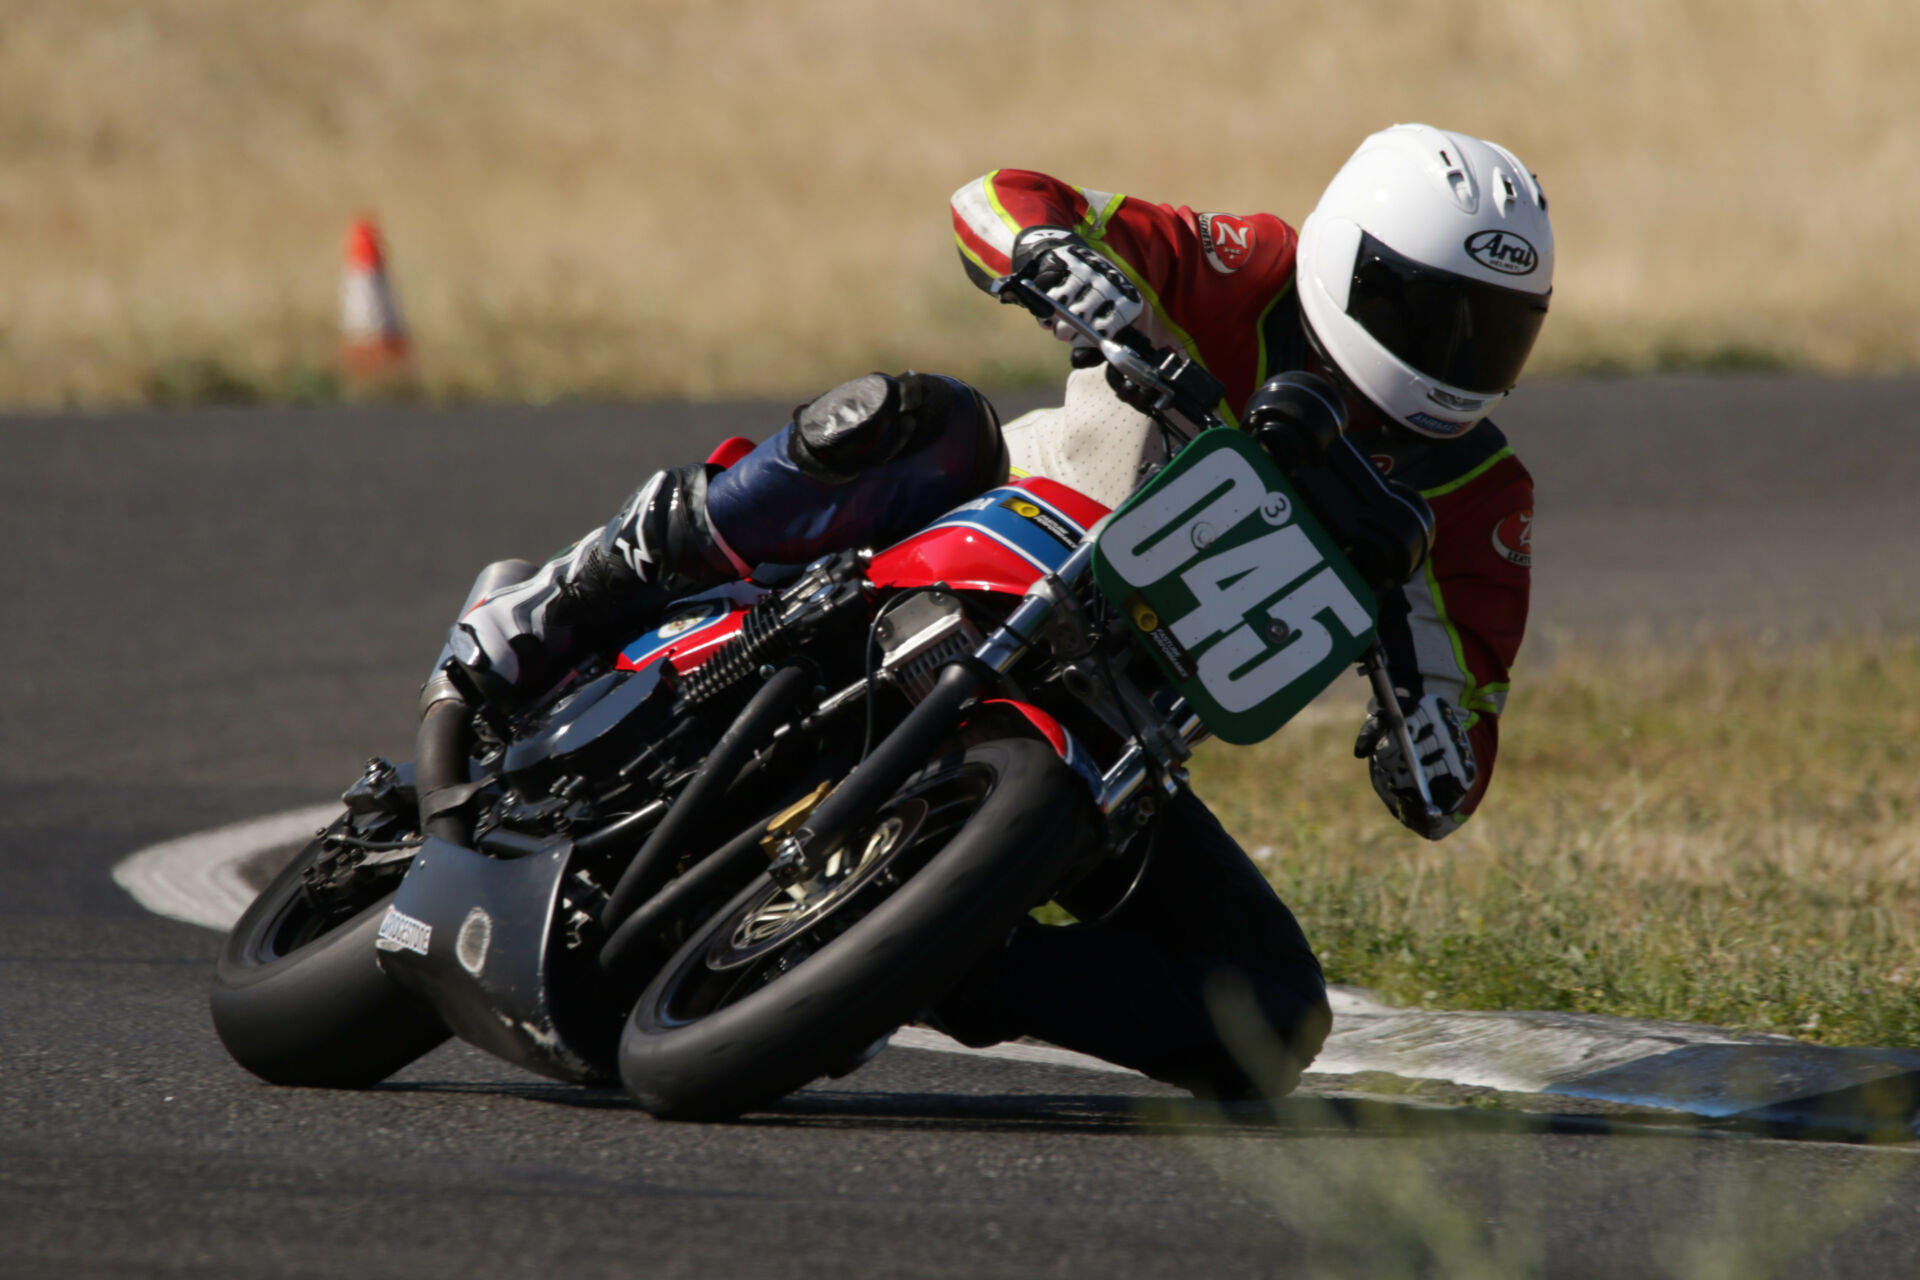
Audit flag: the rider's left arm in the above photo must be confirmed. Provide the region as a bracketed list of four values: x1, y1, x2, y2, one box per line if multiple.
[1378, 460, 1534, 819]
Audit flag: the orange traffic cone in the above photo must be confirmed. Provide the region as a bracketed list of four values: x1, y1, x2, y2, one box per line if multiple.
[340, 217, 412, 382]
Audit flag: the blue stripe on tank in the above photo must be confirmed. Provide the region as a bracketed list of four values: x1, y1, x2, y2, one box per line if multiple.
[918, 487, 1086, 573]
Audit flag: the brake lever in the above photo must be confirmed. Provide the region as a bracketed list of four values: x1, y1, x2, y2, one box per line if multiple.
[1358, 641, 1443, 827]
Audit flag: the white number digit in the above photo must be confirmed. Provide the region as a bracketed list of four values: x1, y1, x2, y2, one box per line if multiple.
[1101, 448, 1268, 586]
[1196, 567, 1372, 713]
[1169, 525, 1320, 648]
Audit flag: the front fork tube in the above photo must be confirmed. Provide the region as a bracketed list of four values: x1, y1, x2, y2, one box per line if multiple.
[967, 534, 1200, 819]
[1094, 703, 1203, 830]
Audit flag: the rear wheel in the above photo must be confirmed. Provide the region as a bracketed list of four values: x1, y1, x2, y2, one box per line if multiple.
[619, 736, 1098, 1120]
[210, 816, 450, 1087]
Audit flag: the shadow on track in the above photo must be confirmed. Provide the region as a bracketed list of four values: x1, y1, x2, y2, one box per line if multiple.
[372, 1076, 1733, 1143]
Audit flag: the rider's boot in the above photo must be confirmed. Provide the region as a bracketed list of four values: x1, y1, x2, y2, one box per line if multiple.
[422, 462, 735, 713]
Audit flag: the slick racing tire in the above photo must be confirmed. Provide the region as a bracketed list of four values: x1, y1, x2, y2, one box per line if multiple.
[211, 817, 450, 1088]
[619, 736, 1098, 1121]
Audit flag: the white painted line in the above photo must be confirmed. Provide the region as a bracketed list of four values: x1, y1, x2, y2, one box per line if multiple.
[1310, 1007, 1792, 1095]
[112, 803, 338, 931]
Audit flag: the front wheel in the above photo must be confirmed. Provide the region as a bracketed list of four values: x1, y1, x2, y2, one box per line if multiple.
[210, 816, 451, 1087]
[619, 736, 1099, 1120]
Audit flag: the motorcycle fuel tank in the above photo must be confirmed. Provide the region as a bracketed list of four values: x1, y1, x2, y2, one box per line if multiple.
[867, 476, 1108, 596]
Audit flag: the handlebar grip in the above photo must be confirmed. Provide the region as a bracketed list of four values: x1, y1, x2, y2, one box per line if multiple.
[995, 276, 1055, 321]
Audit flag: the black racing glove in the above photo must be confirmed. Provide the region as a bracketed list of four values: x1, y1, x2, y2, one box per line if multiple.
[1009, 226, 1144, 344]
[1354, 694, 1477, 839]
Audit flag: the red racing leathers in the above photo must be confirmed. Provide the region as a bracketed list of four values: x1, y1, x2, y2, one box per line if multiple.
[952, 169, 1533, 818]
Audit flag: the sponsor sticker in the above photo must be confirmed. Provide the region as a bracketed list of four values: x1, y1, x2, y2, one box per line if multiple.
[655, 601, 721, 639]
[1492, 508, 1533, 567]
[1123, 592, 1196, 681]
[1407, 411, 1472, 437]
[1463, 229, 1539, 276]
[1000, 495, 1079, 550]
[1197, 213, 1255, 274]
[375, 905, 433, 955]
[1369, 453, 1395, 477]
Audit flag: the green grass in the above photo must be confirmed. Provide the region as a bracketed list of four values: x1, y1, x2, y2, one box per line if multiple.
[1198, 635, 1920, 1046]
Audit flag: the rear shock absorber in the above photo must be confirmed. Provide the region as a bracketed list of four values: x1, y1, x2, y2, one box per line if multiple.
[675, 596, 793, 707]
[675, 558, 868, 707]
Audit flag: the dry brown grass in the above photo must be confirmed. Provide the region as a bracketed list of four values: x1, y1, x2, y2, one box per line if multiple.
[3, 1, 1916, 406]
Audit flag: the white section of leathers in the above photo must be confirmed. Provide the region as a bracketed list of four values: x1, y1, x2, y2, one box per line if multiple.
[1002, 365, 1168, 511]
[950, 176, 1018, 262]
[1395, 564, 1472, 709]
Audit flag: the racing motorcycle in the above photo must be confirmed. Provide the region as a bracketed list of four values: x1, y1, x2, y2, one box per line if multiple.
[210, 267, 1437, 1121]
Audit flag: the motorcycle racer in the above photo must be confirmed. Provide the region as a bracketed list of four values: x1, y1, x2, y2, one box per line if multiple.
[435, 124, 1551, 1098]
[953, 123, 1546, 839]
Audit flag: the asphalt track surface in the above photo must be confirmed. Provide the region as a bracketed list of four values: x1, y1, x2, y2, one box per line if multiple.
[5, 376, 1920, 1277]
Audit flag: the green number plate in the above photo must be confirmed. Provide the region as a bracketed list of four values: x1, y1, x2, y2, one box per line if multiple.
[1091, 429, 1376, 745]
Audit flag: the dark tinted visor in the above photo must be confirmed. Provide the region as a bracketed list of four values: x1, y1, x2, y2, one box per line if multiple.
[1345, 232, 1549, 395]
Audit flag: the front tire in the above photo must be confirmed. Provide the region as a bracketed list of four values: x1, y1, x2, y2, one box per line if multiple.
[619, 736, 1098, 1120]
[210, 818, 451, 1087]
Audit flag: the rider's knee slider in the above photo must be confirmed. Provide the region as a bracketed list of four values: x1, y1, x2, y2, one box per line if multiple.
[789, 373, 1000, 487]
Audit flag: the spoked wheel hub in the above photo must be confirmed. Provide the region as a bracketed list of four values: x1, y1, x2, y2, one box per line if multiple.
[713, 797, 930, 970]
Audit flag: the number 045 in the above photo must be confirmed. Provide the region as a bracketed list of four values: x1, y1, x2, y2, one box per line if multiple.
[1101, 447, 1370, 713]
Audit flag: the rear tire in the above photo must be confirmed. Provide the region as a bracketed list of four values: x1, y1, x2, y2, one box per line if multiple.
[619, 736, 1098, 1120]
[210, 818, 450, 1087]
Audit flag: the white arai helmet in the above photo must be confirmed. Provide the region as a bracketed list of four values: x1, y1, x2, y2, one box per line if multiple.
[1297, 124, 1553, 438]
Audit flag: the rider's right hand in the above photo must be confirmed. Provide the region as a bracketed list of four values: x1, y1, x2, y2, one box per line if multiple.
[1011, 226, 1144, 345]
